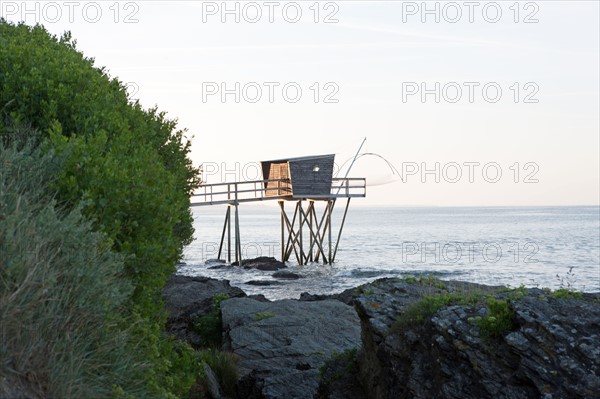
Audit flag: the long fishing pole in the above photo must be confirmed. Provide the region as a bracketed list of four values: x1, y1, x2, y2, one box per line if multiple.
[335, 137, 367, 195]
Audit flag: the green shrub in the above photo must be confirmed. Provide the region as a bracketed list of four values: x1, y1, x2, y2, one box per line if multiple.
[0, 20, 200, 318]
[1, 20, 202, 396]
[0, 144, 148, 398]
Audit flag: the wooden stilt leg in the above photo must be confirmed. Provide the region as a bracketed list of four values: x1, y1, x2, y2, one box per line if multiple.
[227, 206, 232, 263]
[332, 198, 351, 263]
[328, 200, 333, 264]
[309, 201, 314, 262]
[218, 206, 230, 260]
[299, 200, 304, 265]
[279, 201, 285, 262]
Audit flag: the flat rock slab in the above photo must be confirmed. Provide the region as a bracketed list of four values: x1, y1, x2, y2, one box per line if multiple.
[221, 297, 361, 399]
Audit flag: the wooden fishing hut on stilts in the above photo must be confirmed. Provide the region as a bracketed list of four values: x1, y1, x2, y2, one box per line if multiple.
[190, 154, 366, 266]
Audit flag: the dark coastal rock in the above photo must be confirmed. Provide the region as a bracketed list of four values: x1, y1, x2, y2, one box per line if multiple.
[232, 256, 287, 271]
[247, 294, 271, 302]
[207, 259, 230, 269]
[245, 280, 283, 286]
[272, 271, 302, 279]
[299, 286, 358, 306]
[351, 278, 600, 399]
[206, 259, 226, 264]
[220, 297, 361, 399]
[162, 275, 246, 347]
[208, 264, 232, 270]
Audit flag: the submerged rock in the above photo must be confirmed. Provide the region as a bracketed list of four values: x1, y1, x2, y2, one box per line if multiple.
[206, 259, 227, 264]
[208, 264, 232, 270]
[272, 271, 302, 279]
[232, 256, 287, 271]
[221, 297, 361, 399]
[245, 280, 283, 286]
[162, 275, 246, 347]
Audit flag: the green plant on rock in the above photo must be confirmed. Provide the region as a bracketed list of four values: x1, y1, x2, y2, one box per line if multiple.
[255, 312, 275, 321]
[552, 288, 584, 300]
[193, 294, 230, 348]
[556, 266, 578, 292]
[400, 276, 418, 284]
[401, 275, 446, 289]
[499, 284, 528, 300]
[476, 298, 515, 339]
[390, 291, 483, 334]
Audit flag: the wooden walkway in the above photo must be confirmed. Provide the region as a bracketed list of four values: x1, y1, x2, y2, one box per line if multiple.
[190, 177, 366, 206]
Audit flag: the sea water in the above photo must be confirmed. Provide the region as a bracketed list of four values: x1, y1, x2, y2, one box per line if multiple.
[180, 205, 600, 300]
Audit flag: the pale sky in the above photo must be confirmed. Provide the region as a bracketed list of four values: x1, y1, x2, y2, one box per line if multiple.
[2, 1, 599, 206]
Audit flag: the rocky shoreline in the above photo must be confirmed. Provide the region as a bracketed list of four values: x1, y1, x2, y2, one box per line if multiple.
[163, 271, 600, 399]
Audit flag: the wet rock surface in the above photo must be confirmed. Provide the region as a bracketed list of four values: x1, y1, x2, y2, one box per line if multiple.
[220, 297, 362, 399]
[272, 271, 303, 279]
[352, 278, 600, 399]
[245, 280, 283, 286]
[232, 256, 287, 271]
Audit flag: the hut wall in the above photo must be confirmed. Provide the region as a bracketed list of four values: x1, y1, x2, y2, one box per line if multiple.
[288, 156, 334, 197]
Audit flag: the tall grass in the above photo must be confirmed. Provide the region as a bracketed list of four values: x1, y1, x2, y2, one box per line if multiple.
[0, 144, 150, 398]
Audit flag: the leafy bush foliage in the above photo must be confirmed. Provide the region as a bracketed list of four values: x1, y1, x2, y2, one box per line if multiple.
[1, 20, 202, 397]
[0, 21, 200, 317]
